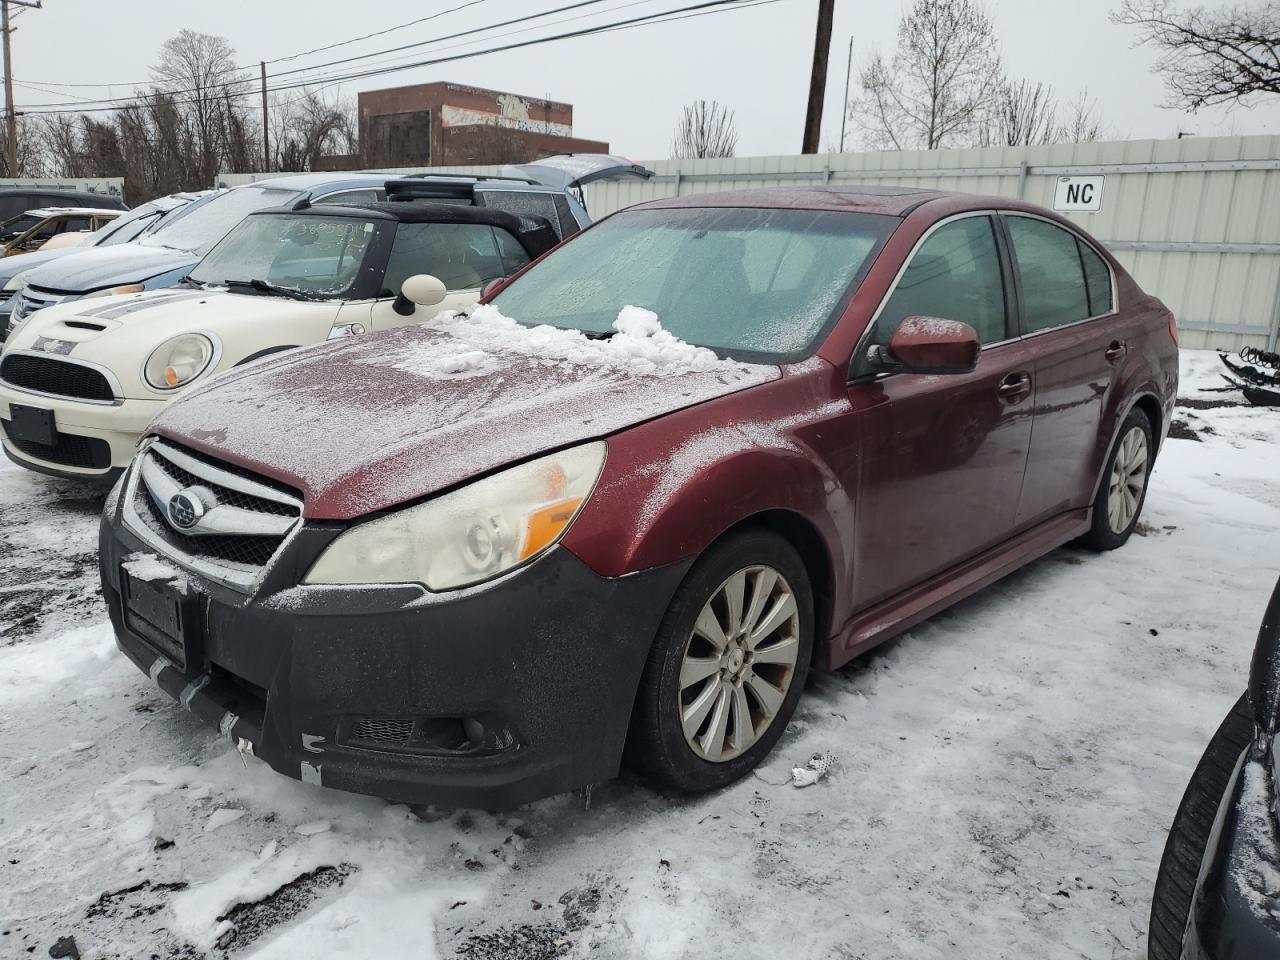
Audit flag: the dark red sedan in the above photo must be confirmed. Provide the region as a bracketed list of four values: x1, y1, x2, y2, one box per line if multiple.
[98, 187, 1178, 807]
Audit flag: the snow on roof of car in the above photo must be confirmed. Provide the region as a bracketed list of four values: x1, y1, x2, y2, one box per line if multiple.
[21, 206, 123, 217]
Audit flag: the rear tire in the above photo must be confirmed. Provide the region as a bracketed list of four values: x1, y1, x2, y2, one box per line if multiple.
[1147, 694, 1254, 960]
[625, 530, 813, 793]
[1080, 407, 1153, 551]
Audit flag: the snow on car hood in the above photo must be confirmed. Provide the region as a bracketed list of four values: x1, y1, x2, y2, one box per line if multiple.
[20, 243, 195, 293]
[150, 305, 779, 520]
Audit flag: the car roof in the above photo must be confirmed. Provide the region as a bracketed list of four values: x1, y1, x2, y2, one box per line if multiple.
[241, 172, 398, 193]
[23, 206, 122, 217]
[633, 186, 964, 217]
[252, 199, 526, 226]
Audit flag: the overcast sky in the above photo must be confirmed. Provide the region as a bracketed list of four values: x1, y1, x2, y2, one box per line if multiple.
[9, 0, 1280, 162]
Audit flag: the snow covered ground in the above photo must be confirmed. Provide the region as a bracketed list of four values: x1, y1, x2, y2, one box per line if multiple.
[1, 349, 1277, 959]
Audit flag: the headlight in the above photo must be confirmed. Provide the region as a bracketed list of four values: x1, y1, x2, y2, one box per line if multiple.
[143, 333, 216, 390]
[83, 283, 145, 300]
[4, 270, 29, 292]
[304, 441, 607, 590]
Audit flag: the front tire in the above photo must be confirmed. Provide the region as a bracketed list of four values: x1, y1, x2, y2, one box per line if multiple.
[1148, 694, 1253, 960]
[1080, 407, 1153, 551]
[625, 530, 814, 793]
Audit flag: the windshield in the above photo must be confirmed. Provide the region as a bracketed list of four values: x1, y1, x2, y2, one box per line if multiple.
[490, 207, 892, 362]
[188, 212, 377, 298]
[139, 186, 297, 255]
[0, 212, 41, 238]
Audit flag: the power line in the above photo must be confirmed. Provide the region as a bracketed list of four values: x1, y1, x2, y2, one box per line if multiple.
[16, 0, 777, 117]
[15, 0, 632, 109]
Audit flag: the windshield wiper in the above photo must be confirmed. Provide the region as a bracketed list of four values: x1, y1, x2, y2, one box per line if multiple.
[179, 276, 205, 289]
[225, 278, 319, 301]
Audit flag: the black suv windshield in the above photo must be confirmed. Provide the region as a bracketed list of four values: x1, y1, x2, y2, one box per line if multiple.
[489, 207, 893, 362]
[188, 213, 377, 298]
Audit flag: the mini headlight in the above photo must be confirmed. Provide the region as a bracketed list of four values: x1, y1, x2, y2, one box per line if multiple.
[303, 441, 607, 590]
[143, 333, 216, 390]
[84, 283, 146, 300]
[4, 270, 29, 292]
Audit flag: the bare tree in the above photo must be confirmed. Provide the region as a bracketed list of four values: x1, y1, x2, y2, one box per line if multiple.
[986, 78, 1059, 146]
[151, 30, 252, 186]
[1058, 89, 1108, 142]
[0, 116, 49, 177]
[851, 0, 1002, 149]
[1114, 0, 1280, 110]
[269, 89, 357, 171]
[670, 100, 738, 159]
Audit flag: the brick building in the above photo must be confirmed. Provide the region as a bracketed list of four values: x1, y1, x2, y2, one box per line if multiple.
[353, 82, 609, 168]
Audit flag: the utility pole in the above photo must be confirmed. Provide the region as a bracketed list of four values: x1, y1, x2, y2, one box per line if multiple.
[839, 35, 853, 152]
[801, 0, 835, 154]
[1, 0, 41, 177]
[260, 61, 269, 172]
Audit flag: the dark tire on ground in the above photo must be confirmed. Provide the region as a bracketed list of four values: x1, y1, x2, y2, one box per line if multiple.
[624, 529, 813, 793]
[1147, 694, 1254, 960]
[1079, 407, 1154, 552]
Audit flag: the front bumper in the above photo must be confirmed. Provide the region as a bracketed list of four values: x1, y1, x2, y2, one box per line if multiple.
[1183, 750, 1280, 959]
[99, 488, 690, 809]
[0, 386, 162, 480]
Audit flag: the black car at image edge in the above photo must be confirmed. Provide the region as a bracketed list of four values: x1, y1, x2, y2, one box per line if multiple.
[1150, 577, 1280, 959]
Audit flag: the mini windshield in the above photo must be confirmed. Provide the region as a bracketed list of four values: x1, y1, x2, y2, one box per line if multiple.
[139, 186, 297, 255]
[188, 213, 377, 298]
[490, 207, 893, 362]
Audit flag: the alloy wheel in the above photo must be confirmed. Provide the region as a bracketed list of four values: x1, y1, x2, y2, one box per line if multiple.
[1107, 425, 1149, 534]
[678, 565, 801, 763]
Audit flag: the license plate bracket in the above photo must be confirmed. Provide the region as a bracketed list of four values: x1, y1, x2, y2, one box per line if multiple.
[7, 403, 56, 447]
[122, 571, 203, 675]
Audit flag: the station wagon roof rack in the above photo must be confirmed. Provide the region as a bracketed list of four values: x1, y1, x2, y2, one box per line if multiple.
[389, 172, 541, 185]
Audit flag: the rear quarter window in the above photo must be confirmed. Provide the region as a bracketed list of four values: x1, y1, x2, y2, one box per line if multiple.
[1005, 216, 1093, 333]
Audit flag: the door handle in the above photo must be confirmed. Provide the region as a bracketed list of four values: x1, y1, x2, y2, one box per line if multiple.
[1104, 340, 1127, 363]
[997, 372, 1032, 404]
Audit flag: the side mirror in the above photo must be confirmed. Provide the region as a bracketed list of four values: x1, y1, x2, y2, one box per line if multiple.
[393, 274, 447, 316]
[869, 316, 981, 375]
[480, 277, 507, 301]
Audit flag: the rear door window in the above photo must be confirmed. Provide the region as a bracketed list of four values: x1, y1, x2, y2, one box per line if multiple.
[1005, 216, 1094, 333]
[477, 190, 565, 238]
[871, 216, 1008, 347]
[383, 222, 509, 294]
[319, 188, 383, 206]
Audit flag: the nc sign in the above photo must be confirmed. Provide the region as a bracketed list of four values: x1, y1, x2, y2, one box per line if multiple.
[1054, 175, 1104, 212]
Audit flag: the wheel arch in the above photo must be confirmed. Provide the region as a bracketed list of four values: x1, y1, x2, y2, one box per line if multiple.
[696, 509, 836, 672]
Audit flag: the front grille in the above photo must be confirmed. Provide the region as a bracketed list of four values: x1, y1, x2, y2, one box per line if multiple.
[12, 286, 64, 321]
[126, 440, 304, 587]
[349, 718, 414, 746]
[0, 353, 115, 402]
[140, 491, 283, 567]
[146, 448, 297, 517]
[1, 421, 111, 468]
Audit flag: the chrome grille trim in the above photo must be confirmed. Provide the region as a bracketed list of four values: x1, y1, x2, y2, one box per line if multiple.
[139, 455, 296, 537]
[120, 440, 304, 592]
[150, 440, 302, 512]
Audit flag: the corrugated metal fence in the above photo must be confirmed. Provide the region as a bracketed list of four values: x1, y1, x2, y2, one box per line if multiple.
[220, 134, 1280, 351]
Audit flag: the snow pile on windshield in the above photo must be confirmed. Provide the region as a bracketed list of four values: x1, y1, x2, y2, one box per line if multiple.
[420, 303, 749, 377]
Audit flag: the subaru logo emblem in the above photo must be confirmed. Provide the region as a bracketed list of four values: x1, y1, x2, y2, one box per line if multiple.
[167, 490, 206, 530]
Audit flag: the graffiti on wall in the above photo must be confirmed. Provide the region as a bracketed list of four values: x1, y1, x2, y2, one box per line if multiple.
[440, 93, 571, 136]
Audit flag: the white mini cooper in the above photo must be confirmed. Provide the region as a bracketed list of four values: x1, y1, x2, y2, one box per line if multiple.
[0, 201, 558, 480]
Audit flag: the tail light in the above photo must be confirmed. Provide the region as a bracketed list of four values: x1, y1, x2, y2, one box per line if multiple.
[1166, 310, 1179, 346]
